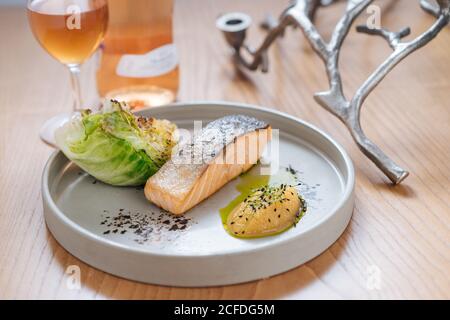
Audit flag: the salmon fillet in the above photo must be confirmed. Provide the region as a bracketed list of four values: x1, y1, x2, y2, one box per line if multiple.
[145, 115, 272, 215]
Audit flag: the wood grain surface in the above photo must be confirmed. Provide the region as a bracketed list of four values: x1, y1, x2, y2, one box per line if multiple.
[0, 0, 449, 299]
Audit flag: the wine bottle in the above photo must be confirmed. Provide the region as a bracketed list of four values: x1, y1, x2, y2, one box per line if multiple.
[97, 0, 178, 109]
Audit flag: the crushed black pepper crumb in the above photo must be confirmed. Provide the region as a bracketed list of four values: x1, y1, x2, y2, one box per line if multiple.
[100, 209, 194, 244]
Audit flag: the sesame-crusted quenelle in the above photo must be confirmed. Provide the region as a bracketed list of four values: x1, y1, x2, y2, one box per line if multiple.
[226, 184, 307, 238]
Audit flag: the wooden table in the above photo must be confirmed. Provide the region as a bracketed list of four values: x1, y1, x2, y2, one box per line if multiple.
[0, 0, 449, 299]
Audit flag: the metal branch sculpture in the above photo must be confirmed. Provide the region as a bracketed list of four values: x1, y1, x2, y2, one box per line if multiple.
[421, 0, 443, 16]
[216, 0, 450, 184]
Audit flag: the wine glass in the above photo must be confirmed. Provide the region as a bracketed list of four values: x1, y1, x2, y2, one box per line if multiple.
[27, 0, 108, 147]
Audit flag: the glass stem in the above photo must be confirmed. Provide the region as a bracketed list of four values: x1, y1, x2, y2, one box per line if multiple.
[68, 64, 82, 112]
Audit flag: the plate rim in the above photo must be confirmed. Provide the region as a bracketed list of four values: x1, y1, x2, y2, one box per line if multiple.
[42, 101, 355, 259]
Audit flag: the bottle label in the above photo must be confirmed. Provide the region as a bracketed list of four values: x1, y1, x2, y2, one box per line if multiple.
[116, 44, 178, 78]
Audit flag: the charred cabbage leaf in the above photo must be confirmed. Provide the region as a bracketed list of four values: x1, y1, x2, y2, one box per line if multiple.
[55, 100, 177, 186]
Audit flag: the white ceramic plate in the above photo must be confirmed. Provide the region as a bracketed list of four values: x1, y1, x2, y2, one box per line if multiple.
[42, 102, 354, 286]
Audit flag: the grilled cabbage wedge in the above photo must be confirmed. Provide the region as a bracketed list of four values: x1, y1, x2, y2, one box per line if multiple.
[55, 100, 177, 186]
